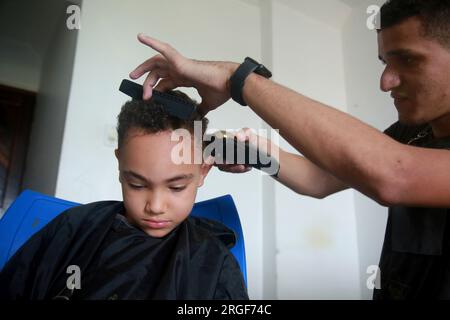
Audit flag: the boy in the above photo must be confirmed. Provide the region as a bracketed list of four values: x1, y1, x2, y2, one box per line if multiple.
[0, 91, 248, 300]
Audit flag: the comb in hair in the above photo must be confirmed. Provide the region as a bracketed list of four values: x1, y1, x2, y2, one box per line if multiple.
[119, 79, 196, 120]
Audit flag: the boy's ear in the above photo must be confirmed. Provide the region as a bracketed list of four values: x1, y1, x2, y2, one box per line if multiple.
[115, 149, 121, 168]
[198, 161, 213, 187]
[115, 149, 122, 183]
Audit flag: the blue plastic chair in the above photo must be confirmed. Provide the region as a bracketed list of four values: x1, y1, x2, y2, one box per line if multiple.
[0, 190, 247, 286]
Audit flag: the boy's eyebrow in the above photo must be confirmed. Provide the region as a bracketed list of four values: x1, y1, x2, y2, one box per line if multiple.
[165, 174, 194, 183]
[123, 171, 147, 182]
[122, 170, 194, 184]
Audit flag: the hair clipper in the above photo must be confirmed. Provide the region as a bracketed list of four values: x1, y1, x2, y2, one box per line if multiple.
[204, 130, 280, 176]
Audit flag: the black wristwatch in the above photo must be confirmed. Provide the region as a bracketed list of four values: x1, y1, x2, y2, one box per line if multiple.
[230, 57, 272, 106]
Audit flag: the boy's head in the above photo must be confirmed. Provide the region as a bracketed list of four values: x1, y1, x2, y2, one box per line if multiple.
[115, 91, 211, 238]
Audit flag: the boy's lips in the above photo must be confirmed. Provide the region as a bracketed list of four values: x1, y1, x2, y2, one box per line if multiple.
[142, 218, 171, 229]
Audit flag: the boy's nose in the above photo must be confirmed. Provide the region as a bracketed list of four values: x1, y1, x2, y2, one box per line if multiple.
[145, 193, 166, 215]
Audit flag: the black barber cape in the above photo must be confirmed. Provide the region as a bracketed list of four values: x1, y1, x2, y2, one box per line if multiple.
[374, 122, 450, 299]
[0, 201, 249, 300]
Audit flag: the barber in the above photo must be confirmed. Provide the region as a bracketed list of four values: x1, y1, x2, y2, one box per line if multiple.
[129, 0, 450, 299]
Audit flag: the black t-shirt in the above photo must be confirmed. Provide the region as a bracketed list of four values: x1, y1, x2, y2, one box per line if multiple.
[374, 122, 450, 299]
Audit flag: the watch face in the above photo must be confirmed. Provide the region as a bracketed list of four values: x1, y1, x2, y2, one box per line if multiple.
[256, 66, 272, 79]
[245, 57, 272, 79]
[245, 57, 259, 65]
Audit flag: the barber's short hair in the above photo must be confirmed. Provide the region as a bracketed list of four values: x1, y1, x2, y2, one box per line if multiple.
[379, 0, 450, 48]
[117, 90, 208, 149]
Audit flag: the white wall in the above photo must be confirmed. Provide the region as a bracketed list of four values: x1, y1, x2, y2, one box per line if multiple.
[259, 0, 278, 300]
[55, 0, 265, 299]
[272, 1, 361, 299]
[341, 0, 396, 300]
[23, 8, 79, 196]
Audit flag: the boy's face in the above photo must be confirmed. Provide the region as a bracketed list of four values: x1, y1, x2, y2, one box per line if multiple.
[115, 128, 211, 238]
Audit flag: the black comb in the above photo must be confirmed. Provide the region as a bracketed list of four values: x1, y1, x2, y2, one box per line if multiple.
[119, 79, 196, 120]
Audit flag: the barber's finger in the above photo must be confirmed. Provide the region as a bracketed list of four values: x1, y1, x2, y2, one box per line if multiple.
[231, 165, 252, 173]
[204, 155, 215, 165]
[154, 78, 178, 93]
[130, 54, 166, 80]
[197, 101, 211, 117]
[137, 34, 180, 64]
[143, 71, 163, 99]
[216, 164, 252, 174]
[235, 128, 252, 141]
[129, 57, 153, 79]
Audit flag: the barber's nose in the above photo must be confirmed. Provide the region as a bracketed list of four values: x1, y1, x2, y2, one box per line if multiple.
[145, 191, 166, 215]
[380, 66, 401, 92]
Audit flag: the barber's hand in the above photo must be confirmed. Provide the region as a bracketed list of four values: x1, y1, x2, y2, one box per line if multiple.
[129, 34, 239, 115]
[216, 128, 280, 174]
[215, 128, 252, 173]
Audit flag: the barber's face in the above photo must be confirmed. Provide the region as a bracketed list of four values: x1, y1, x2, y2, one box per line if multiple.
[115, 128, 211, 238]
[378, 17, 450, 131]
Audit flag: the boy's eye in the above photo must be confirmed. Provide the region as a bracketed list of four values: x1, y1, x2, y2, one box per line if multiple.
[129, 183, 145, 190]
[170, 186, 186, 192]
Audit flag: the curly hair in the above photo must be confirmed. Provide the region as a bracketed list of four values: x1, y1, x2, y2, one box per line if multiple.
[117, 91, 208, 149]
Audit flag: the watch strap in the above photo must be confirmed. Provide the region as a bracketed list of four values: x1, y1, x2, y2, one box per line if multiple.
[230, 57, 271, 106]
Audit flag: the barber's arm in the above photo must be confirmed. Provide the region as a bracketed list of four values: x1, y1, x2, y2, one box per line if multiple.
[277, 150, 349, 199]
[217, 129, 348, 199]
[241, 73, 450, 207]
[130, 35, 450, 208]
